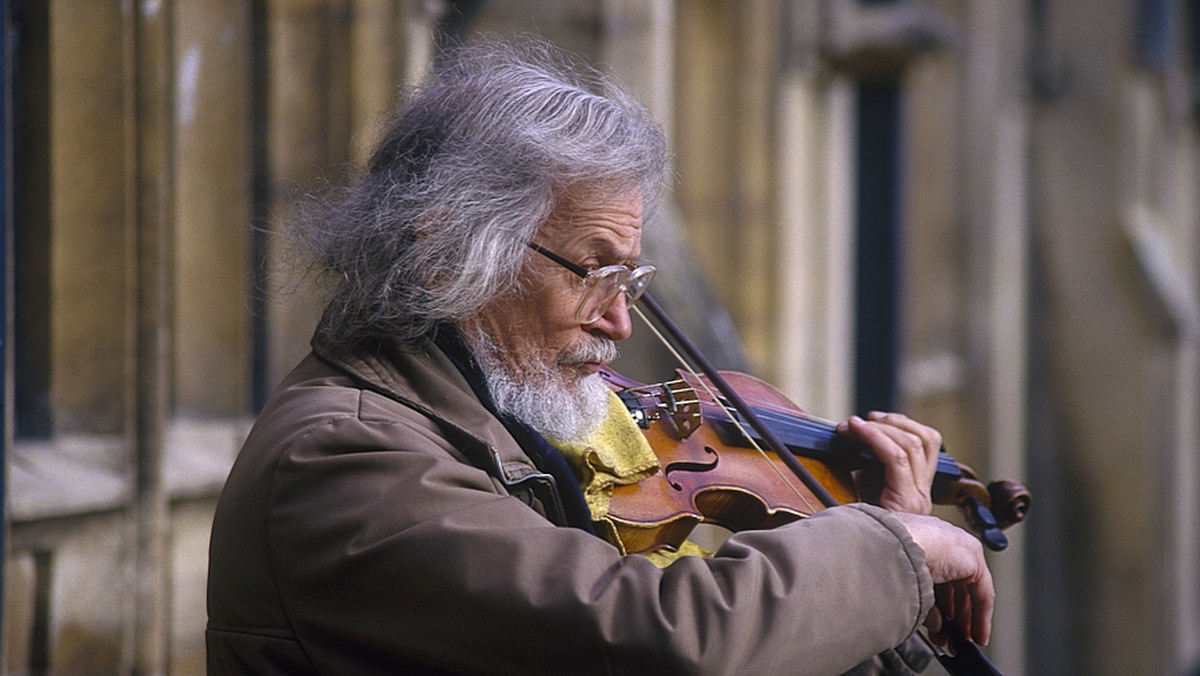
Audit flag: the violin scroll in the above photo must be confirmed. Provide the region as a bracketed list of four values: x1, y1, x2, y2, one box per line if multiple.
[989, 479, 1033, 528]
[934, 464, 1031, 552]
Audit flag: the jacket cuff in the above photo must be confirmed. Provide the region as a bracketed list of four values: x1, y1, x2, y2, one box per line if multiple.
[841, 503, 937, 636]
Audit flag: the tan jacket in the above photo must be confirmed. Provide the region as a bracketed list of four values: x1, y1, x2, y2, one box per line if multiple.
[206, 335, 935, 675]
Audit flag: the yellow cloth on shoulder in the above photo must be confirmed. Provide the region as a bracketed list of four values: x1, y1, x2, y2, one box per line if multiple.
[546, 389, 658, 531]
[548, 389, 713, 566]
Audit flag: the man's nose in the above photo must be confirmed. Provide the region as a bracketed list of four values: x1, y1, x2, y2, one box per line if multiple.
[586, 293, 633, 341]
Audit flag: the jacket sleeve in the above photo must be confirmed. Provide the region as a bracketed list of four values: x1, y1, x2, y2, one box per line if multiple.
[260, 406, 934, 676]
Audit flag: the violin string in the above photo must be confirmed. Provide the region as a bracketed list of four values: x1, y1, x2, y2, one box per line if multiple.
[630, 305, 818, 514]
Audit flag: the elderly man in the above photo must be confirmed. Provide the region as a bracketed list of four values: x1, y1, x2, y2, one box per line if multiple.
[206, 40, 992, 675]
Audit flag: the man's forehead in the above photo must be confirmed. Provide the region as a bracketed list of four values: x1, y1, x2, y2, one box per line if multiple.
[540, 188, 644, 245]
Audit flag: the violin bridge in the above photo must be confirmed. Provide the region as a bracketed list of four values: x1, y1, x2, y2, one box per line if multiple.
[663, 381, 702, 440]
[618, 381, 702, 441]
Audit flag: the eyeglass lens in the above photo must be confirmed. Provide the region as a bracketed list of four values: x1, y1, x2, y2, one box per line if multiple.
[576, 265, 655, 324]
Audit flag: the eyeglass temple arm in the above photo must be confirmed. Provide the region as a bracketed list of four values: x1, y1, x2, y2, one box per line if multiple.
[525, 241, 589, 278]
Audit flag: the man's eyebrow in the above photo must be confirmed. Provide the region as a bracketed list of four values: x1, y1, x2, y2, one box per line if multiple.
[587, 239, 644, 265]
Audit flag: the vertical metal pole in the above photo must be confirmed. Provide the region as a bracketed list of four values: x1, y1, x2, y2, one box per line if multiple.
[10, 0, 48, 438]
[853, 78, 901, 414]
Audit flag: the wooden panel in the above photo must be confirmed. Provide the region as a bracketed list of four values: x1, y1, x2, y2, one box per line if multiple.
[348, 0, 405, 164]
[673, 0, 779, 374]
[602, 0, 675, 144]
[263, 0, 350, 390]
[773, 2, 857, 417]
[2, 552, 36, 671]
[50, 0, 130, 434]
[673, 0, 739, 319]
[469, 0, 604, 61]
[174, 0, 254, 416]
[726, 0, 779, 370]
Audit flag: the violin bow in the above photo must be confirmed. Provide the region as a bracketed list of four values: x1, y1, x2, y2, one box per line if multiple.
[633, 291, 1005, 676]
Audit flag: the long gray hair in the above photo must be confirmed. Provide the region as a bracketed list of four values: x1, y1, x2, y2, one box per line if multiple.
[296, 39, 671, 348]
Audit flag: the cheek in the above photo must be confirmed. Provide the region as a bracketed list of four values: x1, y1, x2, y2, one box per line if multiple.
[498, 286, 578, 350]
[491, 268, 583, 359]
[527, 294, 588, 362]
[531, 277, 581, 328]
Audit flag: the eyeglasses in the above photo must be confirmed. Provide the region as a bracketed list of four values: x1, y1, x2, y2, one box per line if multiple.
[526, 241, 656, 324]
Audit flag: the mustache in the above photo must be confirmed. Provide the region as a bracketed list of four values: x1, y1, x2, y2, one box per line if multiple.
[557, 336, 619, 367]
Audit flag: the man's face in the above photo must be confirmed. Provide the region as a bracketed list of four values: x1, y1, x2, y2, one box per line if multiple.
[461, 187, 645, 440]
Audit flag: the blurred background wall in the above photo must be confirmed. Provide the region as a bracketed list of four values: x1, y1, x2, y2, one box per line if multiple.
[3, 1, 1198, 674]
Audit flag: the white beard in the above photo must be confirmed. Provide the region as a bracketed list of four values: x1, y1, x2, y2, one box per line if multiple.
[461, 329, 618, 442]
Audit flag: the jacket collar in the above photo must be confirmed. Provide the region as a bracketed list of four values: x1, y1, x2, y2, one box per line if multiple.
[309, 329, 596, 532]
[309, 330, 540, 485]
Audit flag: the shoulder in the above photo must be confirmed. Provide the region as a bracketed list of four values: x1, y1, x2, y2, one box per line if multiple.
[239, 348, 492, 477]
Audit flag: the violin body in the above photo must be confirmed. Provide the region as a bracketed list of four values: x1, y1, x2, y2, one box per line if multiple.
[599, 366, 1030, 556]
[600, 368, 858, 554]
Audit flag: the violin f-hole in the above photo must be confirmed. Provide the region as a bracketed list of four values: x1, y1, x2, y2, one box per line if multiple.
[663, 446, 720, 491]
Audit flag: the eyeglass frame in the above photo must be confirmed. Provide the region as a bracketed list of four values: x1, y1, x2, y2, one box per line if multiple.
[525, 241, 656, 324]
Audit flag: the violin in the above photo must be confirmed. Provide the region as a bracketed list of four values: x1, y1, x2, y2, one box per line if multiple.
[606, 293, 1031, 676]
[598, 366, 1031, 555]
